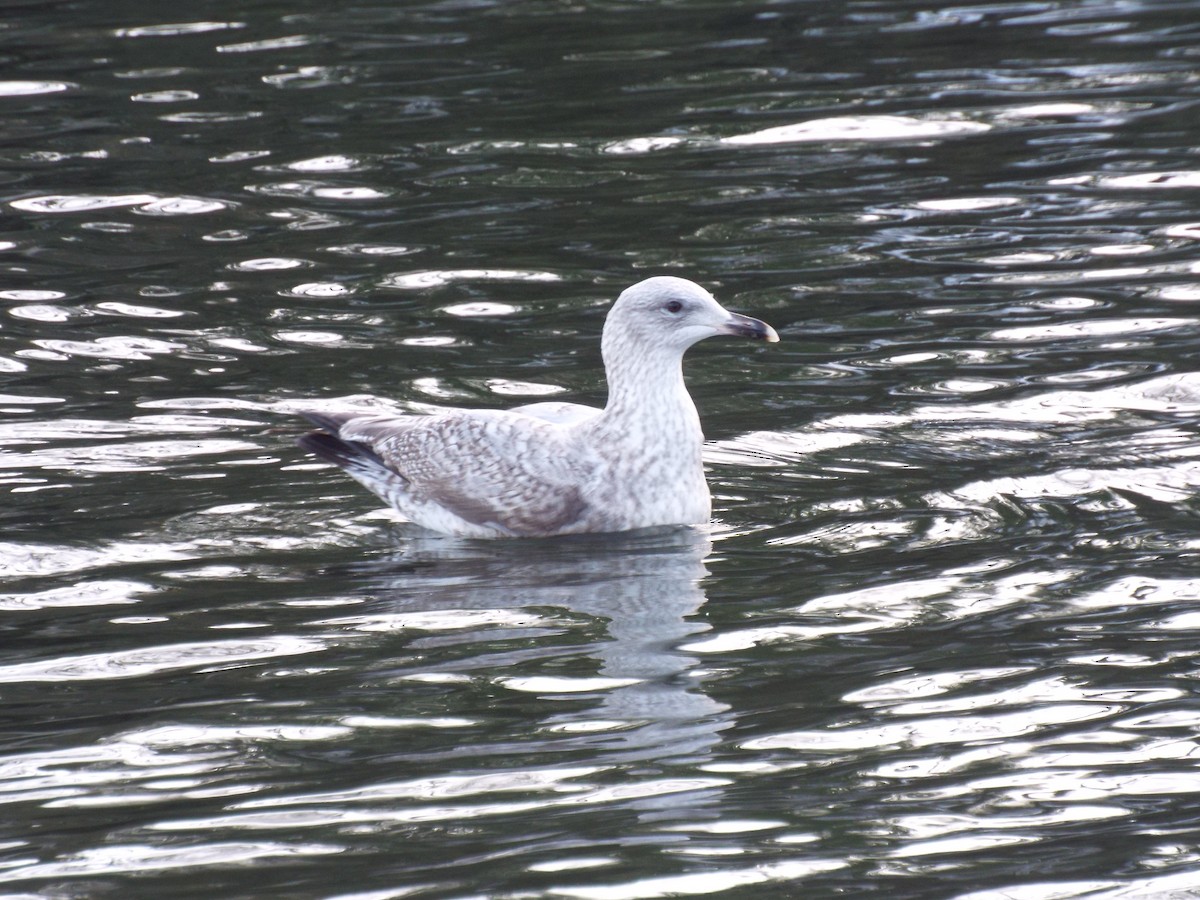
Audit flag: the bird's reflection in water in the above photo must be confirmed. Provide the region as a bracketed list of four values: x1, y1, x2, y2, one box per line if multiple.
[337, 525, 728, 765]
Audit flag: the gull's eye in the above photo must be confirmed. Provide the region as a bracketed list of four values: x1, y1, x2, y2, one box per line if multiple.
[664, 300, 684, 314]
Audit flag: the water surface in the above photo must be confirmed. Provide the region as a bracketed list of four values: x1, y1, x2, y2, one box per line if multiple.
[4, 1, 1200, 897]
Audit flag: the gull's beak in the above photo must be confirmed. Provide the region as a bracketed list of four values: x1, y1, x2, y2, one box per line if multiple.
[721, 312, 780, 343]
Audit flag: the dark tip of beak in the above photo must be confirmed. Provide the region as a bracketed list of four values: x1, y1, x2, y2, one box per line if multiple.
[723, 312, 780, 343]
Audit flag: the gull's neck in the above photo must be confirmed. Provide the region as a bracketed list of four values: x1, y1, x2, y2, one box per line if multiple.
[558, 309, 714, 530]
[593, 334, 702, 442]
[575, 321, 711, 530]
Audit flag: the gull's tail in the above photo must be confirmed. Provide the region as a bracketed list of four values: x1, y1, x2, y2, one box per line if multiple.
[297, 413, 395, 484]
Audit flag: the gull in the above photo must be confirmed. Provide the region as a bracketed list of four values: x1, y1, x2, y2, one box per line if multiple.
[297, 276, 778, 538]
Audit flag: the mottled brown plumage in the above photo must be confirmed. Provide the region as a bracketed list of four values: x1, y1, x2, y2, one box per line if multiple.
[297, 276, 778, 538]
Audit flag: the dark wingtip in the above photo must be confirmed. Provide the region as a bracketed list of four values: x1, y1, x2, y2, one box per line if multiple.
[298, 430, 353, 466]
[297, 428, 387, 473]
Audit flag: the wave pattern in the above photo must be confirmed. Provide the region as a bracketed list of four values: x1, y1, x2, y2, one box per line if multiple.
[3, 1, 1200, 897]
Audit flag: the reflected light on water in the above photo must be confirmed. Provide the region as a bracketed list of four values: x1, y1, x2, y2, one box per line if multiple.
[723, 114, 992, 145]
[5, 0, 1200, 896]
[0, 637, 325, 683]
[0, 842, 341, 884]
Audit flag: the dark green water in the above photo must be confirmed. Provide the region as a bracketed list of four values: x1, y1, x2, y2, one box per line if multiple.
[4, 1, 1200, 897]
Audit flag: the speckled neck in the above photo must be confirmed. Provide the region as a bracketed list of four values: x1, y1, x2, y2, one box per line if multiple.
[591, 332, 704, 461]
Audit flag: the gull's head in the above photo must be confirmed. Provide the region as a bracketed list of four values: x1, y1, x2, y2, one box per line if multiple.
[605, 276, 779, 354]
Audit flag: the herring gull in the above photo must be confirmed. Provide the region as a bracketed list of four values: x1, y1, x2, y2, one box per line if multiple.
[296, 276, 779, 538]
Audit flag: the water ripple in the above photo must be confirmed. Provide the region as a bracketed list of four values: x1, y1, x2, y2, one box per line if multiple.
[0, 637, 324, 683]
[10, 194, 230, 215]
[150, 774, 732, 832]
[0, 580, 151, 611]
[217, 35, 315, 54]
[29, 336, 188, 360]
[6, 0, 1200, 896]
[548, 860, 846, 899]
[723, 115, 993, 145]
[381, 269, 562, 289]
[0, 842, 340, 884]
[0, 80, 73, 96]
[115, 21, 244, 38]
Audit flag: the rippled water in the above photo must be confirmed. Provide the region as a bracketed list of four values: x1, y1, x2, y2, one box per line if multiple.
[4, 1, 1200, 897]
